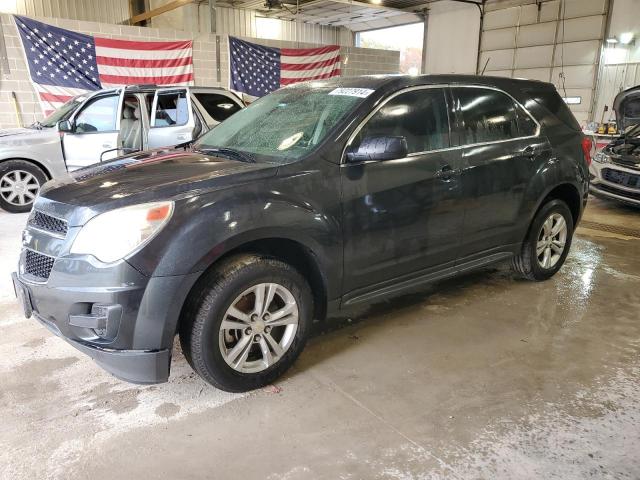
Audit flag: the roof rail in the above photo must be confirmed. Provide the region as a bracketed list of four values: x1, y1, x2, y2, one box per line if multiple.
[124, 84, 158, 89]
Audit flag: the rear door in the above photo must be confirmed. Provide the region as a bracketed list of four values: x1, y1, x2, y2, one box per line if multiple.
[450, 86, 551, 259]
[62, 90, 124, 169]
[341, 86, 465, 294]
[147, 87, 195, 148]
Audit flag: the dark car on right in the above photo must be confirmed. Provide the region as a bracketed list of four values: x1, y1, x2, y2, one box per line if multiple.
[590, 85, 640, 206]
[14, 75, 590, 392]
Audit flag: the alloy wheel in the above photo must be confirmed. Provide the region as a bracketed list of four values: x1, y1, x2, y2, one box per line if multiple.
[0, 170, 40, 207]
[536, 212, 567, 269]
[219, 282, 299, 374]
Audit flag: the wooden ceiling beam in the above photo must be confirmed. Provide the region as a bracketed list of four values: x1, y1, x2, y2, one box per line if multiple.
[128, 0, 194, 25]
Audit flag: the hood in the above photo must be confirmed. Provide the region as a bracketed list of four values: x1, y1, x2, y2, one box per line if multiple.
[613, 86, 640, 131]
[0, 126, 54, 140]
[38, 148, 278, 224]
[0, 127, 33, 137]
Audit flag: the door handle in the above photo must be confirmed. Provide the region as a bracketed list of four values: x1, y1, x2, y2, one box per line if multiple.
[102, 143, 113, 148]
[436, 164, 454, 181]
[522, 146, 536, 159]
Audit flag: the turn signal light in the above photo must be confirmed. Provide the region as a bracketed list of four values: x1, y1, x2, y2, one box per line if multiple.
[146, 204, 172, 222]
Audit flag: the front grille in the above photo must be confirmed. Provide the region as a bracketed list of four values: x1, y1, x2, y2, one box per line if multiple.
[601, 168, 640, 190]
[596, 183, 640, 201]
[24, 250, 55, 280]
[29, 211, 68, 236]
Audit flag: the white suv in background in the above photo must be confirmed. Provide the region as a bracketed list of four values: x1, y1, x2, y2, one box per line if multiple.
[0, 85, 244, 212]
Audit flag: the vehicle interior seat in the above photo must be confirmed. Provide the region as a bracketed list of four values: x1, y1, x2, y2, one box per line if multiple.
[120, 105, 142, 151]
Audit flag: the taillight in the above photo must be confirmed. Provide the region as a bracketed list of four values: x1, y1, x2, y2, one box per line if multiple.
[581, 136, 592, 166]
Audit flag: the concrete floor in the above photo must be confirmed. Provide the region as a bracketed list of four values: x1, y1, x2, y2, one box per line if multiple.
[1, 196, 639, 479]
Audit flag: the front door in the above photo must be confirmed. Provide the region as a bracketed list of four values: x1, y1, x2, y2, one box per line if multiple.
[341, 87, 464, 294]
[147, 87, 195, 148]
[62, 91, 123, 170]
[450, 86, 552, 259]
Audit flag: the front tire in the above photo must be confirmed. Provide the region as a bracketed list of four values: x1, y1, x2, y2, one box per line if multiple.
[512, 199, 574, 281]
[0, 160, 47, 213]
[179, 254, 313, 392]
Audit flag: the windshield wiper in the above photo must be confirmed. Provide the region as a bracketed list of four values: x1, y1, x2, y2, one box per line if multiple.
[194, 146, 255, 163]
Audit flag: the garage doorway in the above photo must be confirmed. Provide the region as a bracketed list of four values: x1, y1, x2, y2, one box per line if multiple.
[356, 22, 424, 75]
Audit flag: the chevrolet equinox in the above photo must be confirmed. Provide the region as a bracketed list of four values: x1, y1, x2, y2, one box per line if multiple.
[13, 75, 590, 392]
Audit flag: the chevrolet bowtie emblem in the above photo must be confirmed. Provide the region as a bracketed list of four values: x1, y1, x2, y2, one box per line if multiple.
[22, 230, 32, 246]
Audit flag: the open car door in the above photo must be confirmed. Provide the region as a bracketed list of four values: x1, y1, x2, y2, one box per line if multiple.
[62, 89, 125, 170]
[147, 87, 195, 148]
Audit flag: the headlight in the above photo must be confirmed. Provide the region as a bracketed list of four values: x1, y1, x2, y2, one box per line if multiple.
[70, 201, 174, 263]
[593, 151, 610, 164]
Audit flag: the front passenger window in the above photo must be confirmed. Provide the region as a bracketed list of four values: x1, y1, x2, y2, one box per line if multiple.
[354, 89, 450, 155]
[74, 95, 119, 133]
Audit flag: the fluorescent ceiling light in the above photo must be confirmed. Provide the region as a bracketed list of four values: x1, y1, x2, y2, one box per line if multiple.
[562, 96, 582, 105]
[606, 37, 618, 44]
[619, 32, 634, 44]
[370, 0, 382, 4]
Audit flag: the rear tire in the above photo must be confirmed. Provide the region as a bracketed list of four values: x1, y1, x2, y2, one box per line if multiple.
[179, 254, 313, 392]
[0, 160, 47, 213]
[512, 199, 574, 281]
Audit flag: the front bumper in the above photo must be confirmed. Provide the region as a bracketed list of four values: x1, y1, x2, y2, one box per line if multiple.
[589, 161, 640, 207]
[14, 257, 200, 384]
[34, 307, 170, 384]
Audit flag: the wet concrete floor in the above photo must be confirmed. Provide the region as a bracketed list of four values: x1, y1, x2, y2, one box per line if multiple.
[1, 196, 639, 479]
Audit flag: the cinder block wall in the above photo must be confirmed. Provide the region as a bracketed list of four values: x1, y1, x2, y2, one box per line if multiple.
[0, 13, 400, 129]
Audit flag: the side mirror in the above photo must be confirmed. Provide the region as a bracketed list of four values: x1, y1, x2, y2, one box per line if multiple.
[346, 136, 408, 162]
[58, 120, 73, 133]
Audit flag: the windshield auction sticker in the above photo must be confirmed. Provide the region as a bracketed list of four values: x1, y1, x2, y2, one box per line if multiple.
[328, 88, 375, 98]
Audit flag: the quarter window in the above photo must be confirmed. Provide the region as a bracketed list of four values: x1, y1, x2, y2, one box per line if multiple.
[154, 90, 189, 127]
[354, 88, 450, 155]
[74, 95, 119, 133]
[452, 88, 519, 145]
[194, 93, 242, 124]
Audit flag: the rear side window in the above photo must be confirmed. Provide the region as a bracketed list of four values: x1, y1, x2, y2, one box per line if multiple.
[516, 104, 537, 136]
[154, 90, 189, 127]
[452, 87, 518, 145]
[355, 88, 450, 154]
[194, 93, 242, 124]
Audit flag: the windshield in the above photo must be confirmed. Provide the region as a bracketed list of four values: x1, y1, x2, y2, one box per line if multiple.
[39, 96, 86, 128]
[194, 86, 368, 163]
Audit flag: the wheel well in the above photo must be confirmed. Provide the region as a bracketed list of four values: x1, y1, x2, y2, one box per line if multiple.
[186, 238, 328, 322]
[542, 183, 582, 227]
[0, 157, 53, 179]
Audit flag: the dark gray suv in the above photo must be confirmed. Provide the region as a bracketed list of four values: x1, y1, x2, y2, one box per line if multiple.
[13, 75, 590, 392]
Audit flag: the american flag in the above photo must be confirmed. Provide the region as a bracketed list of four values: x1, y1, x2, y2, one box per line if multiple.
[229, 36, 340, 97]
[14, 15, 194, 115]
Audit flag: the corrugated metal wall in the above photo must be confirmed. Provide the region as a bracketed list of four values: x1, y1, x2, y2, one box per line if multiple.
[3, 1, 347, 45]
[594, 62, 640, 123]
[197, 5, 346, 45]
[4, 0, 129, 24]
[213, 7, 257, 37]
[480, 0, 609, 125]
